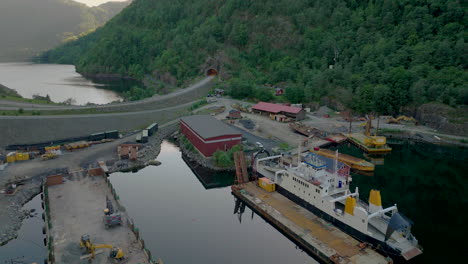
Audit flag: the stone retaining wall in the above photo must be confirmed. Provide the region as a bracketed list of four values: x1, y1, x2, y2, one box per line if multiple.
[0, 103, 190, 148]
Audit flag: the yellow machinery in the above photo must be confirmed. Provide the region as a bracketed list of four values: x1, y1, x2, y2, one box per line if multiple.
[65, 141, 90, 151]
[387, 115, 416, 124]
[45, 145, 61, 152]
[80, 234, 125, 262]
[364, 116, 387, 147]
[41, 153, 57, 161]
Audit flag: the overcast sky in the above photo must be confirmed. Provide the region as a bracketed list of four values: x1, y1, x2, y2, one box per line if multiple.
[73, 0, 127, 7]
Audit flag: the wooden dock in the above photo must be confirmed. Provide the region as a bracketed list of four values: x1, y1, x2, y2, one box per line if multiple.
[345, 133, 392, 154]
[232, 182, 390, 264]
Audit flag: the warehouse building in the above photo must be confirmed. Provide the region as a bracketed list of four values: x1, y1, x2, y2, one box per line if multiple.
[180, 115, 242, 157]
[251, 102, 306, 120]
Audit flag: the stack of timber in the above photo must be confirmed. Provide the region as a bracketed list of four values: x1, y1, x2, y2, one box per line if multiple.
[233, 151, 249, 184]
[289, 122, 324, 137]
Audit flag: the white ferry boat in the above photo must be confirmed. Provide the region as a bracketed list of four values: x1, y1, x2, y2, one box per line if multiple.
[255, 152, 422, 261]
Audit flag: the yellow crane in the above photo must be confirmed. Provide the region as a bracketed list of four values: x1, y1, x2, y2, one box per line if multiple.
[79, 234, 125, 262]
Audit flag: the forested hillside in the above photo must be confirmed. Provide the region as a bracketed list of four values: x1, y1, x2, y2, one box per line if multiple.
[41, 0, 467, 114]
[0, 0, 130, 61]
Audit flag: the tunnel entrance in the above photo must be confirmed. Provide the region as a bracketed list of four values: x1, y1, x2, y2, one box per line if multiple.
[206, 68, 218, 76]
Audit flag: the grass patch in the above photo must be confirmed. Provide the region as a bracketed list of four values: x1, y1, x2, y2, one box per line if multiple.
[278, 142, 292, 151]
[379, 128, 404, 134]
[0, 95, 59, 105]
[189, 99, 209, 111]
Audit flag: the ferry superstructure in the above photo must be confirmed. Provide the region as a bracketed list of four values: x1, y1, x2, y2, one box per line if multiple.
[255, 152, 422, 261]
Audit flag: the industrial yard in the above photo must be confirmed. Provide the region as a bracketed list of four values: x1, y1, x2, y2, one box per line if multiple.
[48, 175, 149, 264]
[0, 90, 466, 264]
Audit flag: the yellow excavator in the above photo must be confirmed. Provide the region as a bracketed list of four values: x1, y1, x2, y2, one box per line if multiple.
[387, 115, 417, 124]
[363, 115, 387, 148]
[79, 234, 125, 262]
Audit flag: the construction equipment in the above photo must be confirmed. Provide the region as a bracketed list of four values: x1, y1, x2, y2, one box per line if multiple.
[79, 234, 125, 262]
[387, 115, 417, 124]
[41, 153, 57, 161]
[65, 141, 89, 151]
[363, 115, 387, 147]
[104, 196, 122, 228]
[231, 103, 249, 112]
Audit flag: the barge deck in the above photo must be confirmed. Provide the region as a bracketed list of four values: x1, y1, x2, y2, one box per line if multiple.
[231, 182, 390, 264]
[345, 133, 392, 154]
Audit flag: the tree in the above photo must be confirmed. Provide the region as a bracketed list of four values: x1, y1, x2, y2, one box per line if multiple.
[213, 150, 233, 168]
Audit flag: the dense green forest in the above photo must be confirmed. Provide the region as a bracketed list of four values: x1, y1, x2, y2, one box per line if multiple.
[41, 0, 467, 114]
[0, 0, 130, 61]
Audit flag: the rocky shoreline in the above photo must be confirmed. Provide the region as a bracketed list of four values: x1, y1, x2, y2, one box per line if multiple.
[382, 131, 468, 147]
[0, 181, 42, 245]
[109, 123, 179, 173]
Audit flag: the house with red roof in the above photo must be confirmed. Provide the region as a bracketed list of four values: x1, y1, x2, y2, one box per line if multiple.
[251, 102, 305, 120]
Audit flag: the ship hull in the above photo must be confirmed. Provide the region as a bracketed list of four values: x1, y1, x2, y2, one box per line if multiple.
[274, 184, 406, 262]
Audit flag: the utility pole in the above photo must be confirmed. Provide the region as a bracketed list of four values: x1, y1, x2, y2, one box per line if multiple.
[348, 111, 352, 135]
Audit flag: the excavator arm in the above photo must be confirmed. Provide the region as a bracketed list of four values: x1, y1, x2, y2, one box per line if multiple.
[94, 244, 113, 249]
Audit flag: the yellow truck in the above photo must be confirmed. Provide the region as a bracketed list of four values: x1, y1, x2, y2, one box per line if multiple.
[41, 153, 57, 161]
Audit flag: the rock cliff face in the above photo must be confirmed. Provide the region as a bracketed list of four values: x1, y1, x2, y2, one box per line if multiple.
[415, 103, 467, 136]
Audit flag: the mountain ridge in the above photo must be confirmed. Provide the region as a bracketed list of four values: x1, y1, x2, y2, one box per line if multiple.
[41, 0, 467, 114]
[0, 0, 130, 61]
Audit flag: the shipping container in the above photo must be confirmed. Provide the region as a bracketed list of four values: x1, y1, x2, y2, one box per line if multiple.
[45, 146, 61, 152]
[258, 177, 276, 192]
[6, 152, 16, 163]
[89, 132, 106, 141]
[15, 152, 30, 161]
[146, 123, 158, 136]
[105, 130, 119, 139]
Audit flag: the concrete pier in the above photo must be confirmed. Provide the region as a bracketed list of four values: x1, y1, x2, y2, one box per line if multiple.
[47, 172, 149, 264]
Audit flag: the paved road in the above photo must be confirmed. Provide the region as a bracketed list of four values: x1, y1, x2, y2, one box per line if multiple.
[0, 76, 214, 147]
[0, 76, 214, 111]
[227, 124, 278, 152]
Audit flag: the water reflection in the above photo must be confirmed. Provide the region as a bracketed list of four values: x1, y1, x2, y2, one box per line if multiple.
[182, 154, 234, 189]
[110, 141, 316, 264]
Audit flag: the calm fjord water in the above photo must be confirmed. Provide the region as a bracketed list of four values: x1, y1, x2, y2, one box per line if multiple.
[0, 62, 125, 105]
[335, 141, 467, 264]
[110, 141, 317, 264]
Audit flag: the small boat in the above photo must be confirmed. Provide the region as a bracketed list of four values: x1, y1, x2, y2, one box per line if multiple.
[310, 148, 375, 171]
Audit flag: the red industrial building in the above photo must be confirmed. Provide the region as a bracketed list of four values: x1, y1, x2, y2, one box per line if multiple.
[252, 102, 306, 120]
[180, 115, 242, 157]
